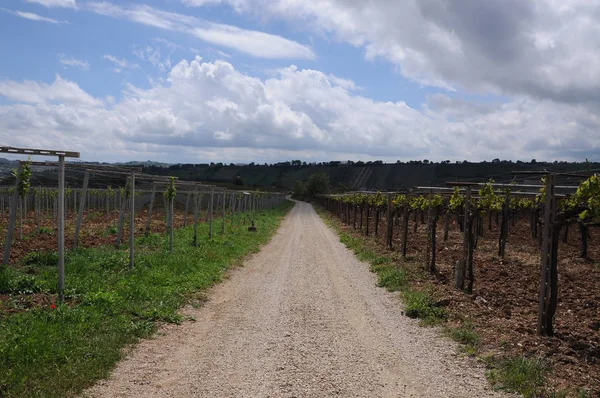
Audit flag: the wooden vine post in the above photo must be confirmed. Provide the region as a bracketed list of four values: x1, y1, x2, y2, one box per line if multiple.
[129, 172, 135, 269]
[145, 183, 156, 236]
[386, 193, 393, 249]
[193, 186, 200, 247]
[498, 192, 510, 258]
[57, 156, 66, 302]
[221, 191, 226, 234]
[455, 185, 472, 291]
[3, 163, 22, 266]
[165, 177, 176, 254]
[115, 178, 130, 248]
[209, 188, 214, 238]
[183, 192, 191, 227]
[538, 174, 559, 336]
[73, 171, 90, 249]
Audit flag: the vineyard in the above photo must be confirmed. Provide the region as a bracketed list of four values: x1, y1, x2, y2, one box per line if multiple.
[317, 173, 600, 394]
[0, 147, 289, 397]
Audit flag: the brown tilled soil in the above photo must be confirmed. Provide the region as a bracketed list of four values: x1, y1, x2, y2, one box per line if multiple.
[1, 205, 210, 265]
[353, 208, 600, 395]
[84, 202, 509, 398]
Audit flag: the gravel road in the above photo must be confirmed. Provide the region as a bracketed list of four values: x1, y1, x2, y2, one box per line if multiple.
[86, 201, 509, 398]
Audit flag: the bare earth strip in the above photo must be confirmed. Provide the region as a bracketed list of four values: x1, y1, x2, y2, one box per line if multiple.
[85, 202, 510, 398]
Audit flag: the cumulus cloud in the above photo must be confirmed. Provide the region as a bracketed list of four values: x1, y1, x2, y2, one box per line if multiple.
[0, 57, 598, 163]
[205, 0, 600, 106]
[86, 2, 314, 60]
[0, 75, 102, 107]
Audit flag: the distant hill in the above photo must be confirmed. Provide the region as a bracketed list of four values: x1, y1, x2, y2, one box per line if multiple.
[142, 160, 600, 192]
[1, 157, 596, 191]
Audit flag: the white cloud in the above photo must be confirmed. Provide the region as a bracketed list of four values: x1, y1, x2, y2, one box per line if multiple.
[102, 55, 139, 73]
[86, 2, 314, 60]
[24, 0, 77, 8]
[191, 23, 314, 60]
[1, 8, 68, 23]
[133, 46, 171, 72]
[0, 57, 598, 163]
[0, 75, 102, 107]
[58, 54, 90, 70]
[207, 48, 231, 59]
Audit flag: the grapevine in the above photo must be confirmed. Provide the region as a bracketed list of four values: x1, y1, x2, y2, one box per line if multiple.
[13, 158, 32, 197]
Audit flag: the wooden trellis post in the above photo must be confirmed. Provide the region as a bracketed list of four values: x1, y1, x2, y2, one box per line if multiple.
[221, 192, 226, 234]
[209, 188, 214, 238]
[193, 187, 200, 247]
[57, 156, 65, 302]
[455, 185, 472, 291]
[73, 171, 89, 249]
[183, 191, 191, 227]
[169, 191, 174, 254]
[145, 183, 156, 236]
[538, 174, 559, 336]
[498, 192, 510, 258]
[3, 163, 22, 266]
[115, 177, 130, 248]
[401, 205, 409, 258]
[129, 172, 135, 269]
[386, 193, 393, 249]
[0, 147, 80, 303]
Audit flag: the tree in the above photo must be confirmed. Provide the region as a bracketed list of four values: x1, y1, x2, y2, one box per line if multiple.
[233, 175, 244, 186]
[305, 173, 330, 198]
[292, 181, 307, 199]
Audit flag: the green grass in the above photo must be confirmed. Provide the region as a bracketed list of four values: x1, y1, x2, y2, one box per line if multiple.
[372, 262, 409, 292]
[486, 356, 548, 397]
[445, 322, 480, 356]
[0, 202, 293, 398]
[401, 289, 447, 325]
[316, 206, 446, 326]
[37, 226, 53, 235]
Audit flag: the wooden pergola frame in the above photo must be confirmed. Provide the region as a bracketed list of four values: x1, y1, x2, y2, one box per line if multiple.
[1, 146, 80, 303]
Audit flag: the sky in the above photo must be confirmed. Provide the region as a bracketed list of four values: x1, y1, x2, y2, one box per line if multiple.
[0, 0, 599, 164]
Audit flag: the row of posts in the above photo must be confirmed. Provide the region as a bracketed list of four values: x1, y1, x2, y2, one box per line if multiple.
[321, 179, 560, 337]
[2, 164, 286, 302]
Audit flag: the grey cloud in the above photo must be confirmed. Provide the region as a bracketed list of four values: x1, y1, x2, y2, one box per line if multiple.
[223, 0, 600, 106]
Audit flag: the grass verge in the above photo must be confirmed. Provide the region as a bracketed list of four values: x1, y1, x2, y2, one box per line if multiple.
[444, 322, 480, 356]
[485, 356, 548, 397]
[315, 206, 446, 327]
[0, 201, 293, 398]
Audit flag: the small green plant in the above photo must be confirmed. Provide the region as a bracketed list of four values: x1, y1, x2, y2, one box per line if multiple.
[13, 158, 32, 197]
[402, 289, 447, 325]
[21, 251, 58, 267]
[446, 322, 480, 356]
[486, 356, 548, 398]
[373, 263, 408, 292]
[163, 177, 177, 201]
[0, 272, 45, 294]
[38, 226, 53, 235]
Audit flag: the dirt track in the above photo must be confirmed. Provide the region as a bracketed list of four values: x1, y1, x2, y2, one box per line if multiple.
[86, 201, 508, 397]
